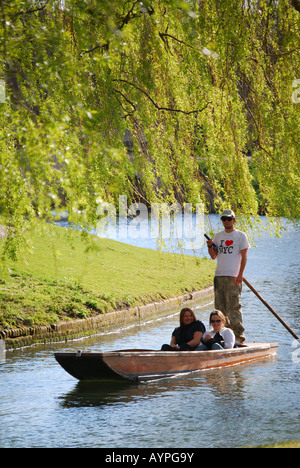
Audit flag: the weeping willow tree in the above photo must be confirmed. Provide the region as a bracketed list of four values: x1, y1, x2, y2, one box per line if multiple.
[0, 0, 299, 258]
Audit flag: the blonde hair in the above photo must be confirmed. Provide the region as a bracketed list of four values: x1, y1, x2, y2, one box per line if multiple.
[209, 309, 227, 325]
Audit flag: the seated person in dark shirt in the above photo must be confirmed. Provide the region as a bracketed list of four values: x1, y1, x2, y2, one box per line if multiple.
[161, 308, 206, 351]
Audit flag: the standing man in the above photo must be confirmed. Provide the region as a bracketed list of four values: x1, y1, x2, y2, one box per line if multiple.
[207, 209, 250, 344]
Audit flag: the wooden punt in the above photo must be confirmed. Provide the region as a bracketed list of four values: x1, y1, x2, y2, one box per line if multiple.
[55, 342, 278, 383]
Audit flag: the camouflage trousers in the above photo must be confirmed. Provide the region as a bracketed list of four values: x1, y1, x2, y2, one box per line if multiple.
[214, 276, 246, 344]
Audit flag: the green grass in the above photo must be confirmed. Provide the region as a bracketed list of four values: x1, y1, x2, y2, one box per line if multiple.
[253, 441, 300, 448]
[0, 224, 215, 330]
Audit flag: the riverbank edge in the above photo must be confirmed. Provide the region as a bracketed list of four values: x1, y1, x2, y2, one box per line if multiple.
[0, 286, 213, 351]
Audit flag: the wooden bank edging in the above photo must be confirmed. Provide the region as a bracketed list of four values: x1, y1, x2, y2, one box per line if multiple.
[0, 286, 214, 351]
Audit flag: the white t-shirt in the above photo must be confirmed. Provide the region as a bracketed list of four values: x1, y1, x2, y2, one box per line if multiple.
[213, 229, 250, 277]
[203, 327, 235, 349]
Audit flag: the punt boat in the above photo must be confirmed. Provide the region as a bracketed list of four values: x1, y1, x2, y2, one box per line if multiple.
[55, 342, 278, 383]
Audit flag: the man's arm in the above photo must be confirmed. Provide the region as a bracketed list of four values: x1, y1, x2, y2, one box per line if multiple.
[235, 248, 248, 285]
[207, 240, 218, 259]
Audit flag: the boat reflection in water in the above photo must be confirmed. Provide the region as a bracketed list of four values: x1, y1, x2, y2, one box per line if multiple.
[58, 353, 278, 410]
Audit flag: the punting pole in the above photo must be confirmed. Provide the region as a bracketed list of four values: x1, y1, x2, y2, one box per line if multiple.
[242, 278, 299, 340]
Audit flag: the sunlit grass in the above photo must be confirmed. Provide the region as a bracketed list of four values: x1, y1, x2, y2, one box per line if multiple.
[253, 440, 300, 448]
[0, 224, 215, 329]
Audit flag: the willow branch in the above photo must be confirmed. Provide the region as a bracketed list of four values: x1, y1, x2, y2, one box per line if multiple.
[12, 0, 49, 17]
[159, 32, 199, 52]
[114, 79, 210, 115]
[112, 88, 136, 117]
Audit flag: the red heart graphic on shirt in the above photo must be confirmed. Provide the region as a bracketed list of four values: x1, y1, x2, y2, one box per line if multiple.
[225, 240, 233, 246]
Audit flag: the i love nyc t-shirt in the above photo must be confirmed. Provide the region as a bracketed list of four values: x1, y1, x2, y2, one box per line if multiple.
[213, 229, 250, 277]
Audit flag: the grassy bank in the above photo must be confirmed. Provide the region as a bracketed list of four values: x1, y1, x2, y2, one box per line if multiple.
[254, 441, 300, 448]
[0, 224, 215, 331]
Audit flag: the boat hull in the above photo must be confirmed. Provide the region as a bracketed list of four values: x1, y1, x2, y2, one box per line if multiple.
[55, 342, 278, 382]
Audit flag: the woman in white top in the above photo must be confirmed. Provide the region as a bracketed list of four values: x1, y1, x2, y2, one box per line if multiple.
[195, 310, 235, 350]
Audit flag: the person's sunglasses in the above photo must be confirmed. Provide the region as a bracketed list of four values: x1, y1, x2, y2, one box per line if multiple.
[211, 319, 222, 323]
[221, 216, 233, 222]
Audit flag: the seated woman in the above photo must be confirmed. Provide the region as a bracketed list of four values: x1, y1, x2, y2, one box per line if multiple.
[161, 308, 206, 351]
[195, 309, 235, 351]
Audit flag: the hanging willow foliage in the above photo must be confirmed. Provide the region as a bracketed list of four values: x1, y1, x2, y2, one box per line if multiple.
[0, 0, 299, 258]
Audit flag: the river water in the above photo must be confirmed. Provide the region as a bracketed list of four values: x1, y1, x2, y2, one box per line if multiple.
[0, 216, 299, 448]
